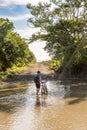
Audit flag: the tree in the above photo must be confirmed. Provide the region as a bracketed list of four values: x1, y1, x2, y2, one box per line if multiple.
[27, 0, 87, 73]
[0, 18, 36, 71]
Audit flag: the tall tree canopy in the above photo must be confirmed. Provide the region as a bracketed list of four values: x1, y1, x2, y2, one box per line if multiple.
[27, 0, 87, 73]
[0, 18, 36, 71]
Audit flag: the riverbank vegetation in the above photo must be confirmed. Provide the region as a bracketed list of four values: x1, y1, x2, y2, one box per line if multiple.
[27, 0, 87, 77]
[0, 18, 36, 80]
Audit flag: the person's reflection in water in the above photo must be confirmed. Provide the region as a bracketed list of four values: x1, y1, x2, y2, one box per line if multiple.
[35, 95, 40, 107]
[35, 95, 47, 107]
[42, 95, 47, 107]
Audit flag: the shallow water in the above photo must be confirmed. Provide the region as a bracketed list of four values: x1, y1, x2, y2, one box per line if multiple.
[0, 81, 87, 130]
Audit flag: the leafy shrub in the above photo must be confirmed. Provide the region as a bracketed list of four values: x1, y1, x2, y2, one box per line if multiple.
[50, 60, 61, 71]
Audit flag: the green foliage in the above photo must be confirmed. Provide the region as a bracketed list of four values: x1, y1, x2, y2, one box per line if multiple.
[27, 0, 87, 75]
[0, 18, 14, 39]
[50, 60, 61, 71]
[0, 18, 36, 72]
[0, 64, 33, 80]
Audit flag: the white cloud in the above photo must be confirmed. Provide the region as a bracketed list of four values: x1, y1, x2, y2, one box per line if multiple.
[0, 0, 50, 7]
[0, 13, 33, 21]
[29, 41, 51, 62]
[0, 0, 29, 7]
[15, 27, 40, 39]
[14, 27, 51, 61]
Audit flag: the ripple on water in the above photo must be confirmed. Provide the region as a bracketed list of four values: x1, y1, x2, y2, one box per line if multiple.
[0, 81, 87, 130]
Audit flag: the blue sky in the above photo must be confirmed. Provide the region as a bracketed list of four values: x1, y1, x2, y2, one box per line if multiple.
[0, 0, 50, 61]
[0, 5, 29, 29]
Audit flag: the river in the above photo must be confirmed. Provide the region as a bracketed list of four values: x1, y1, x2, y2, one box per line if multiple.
[0, 80, 87, 130]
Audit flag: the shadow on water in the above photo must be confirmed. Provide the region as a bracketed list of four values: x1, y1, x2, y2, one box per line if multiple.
[41, 80, 87, 106]
[0, 82, 28, 113]
[59, 80, 87, 105]
[0, 97, 26, 113]
[0, 82, 28, 97]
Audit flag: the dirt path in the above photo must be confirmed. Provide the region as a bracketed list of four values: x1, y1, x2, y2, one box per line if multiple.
[20, 63, 54, 75]
[4, 63, 54, 83]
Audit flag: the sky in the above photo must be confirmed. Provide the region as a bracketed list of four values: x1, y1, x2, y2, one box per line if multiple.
[0, 0, 51, 62]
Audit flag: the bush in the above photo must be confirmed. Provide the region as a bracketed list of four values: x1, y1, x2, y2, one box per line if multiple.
[50, 60, 61, 71]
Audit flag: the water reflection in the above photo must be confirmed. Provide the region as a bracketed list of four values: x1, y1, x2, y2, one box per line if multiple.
[60, 81, 87, 105]
[0, 95, 27, 114]
[0, 82, 28, 113]
[35, 95, 47, 107]
[0, 80, 87, 130]
[0, 82, 28, 97]
[35, 95, 40, 106]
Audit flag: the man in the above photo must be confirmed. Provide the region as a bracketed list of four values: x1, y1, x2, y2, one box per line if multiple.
[34, 71, 41, 95]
